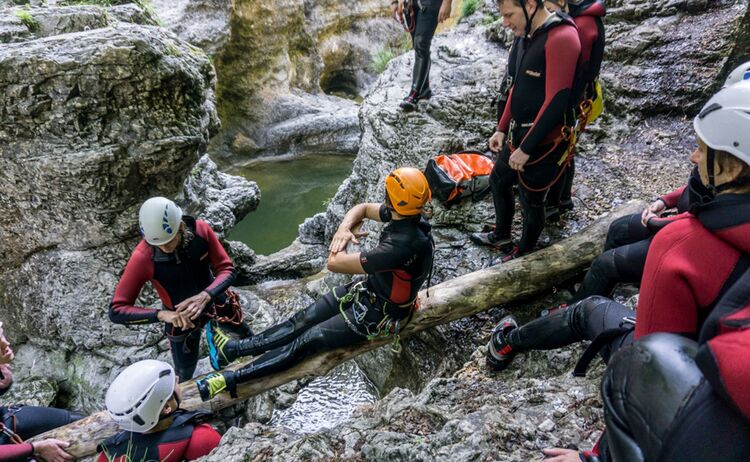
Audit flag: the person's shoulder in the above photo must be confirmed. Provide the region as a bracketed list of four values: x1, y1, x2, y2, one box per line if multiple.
[132, 240, 153, 260]
[193, 219, 216, 238]
[650, 214, 708, 252]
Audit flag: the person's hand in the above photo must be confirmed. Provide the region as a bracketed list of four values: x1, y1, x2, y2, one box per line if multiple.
[489, 131, 506, 152]
[438, 0, 452, 22]
[32, 439, 74, 462]
[541, 448, 582, 461]
[391, 0, 404, 23]
[641, 198, 667, 226]
[509, 147, 530, 171]
[175, 291, 211, 320]
[158, 310, 195, 330]
[329, 226, 369, 254]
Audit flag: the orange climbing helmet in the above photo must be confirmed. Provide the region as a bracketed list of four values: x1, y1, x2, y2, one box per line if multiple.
[385, 167, 432, 216]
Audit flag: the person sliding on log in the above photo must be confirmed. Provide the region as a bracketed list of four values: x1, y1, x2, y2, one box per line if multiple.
[470, 0, 581, 264]
[488, 82, 750, 461]
[109, 197, 252, 382]
[195, 167, 434, 401]
[0, 322, 78, 462]
[392, 0, 452, 112]
[543, 0, 606, 222]
[97, 360, 221, 462]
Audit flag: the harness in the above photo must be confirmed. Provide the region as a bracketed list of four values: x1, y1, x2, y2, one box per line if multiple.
[508, 96, 595, 193]
[333, 280, 418, 354]
[399, 0, 416, 32]
[0, 406, 24, 445]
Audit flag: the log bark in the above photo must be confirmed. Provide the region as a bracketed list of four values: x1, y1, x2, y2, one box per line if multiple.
[31, 201, 646, 458]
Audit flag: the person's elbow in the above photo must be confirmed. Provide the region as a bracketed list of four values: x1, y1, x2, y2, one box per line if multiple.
[108, 303, 126, 324]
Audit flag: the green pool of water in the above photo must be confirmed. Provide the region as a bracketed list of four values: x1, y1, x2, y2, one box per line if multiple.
[227, 154, 354, 255]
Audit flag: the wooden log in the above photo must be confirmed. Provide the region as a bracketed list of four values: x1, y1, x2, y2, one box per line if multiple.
[31, 201, 646, 458]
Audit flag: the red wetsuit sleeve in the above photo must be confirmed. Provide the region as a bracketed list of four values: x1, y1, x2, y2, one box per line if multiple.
[659, 184, 687, 209]
[109, 242, 160, 325]
[183, 424, 221, 460]
[497, 86, 514, 133]
[195, 221, 236, 300]
[519, 25, 581, 154]
[575, 15, 598, 71]
[0, 443, 34, 462]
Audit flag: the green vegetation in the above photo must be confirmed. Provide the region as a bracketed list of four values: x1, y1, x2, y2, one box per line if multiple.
[460, 0, 480, 19]
[371, 48, 397, 74]
[481, 12, 499, 25]
[61, 0, 114, 5]
[14, 9, 39, 32]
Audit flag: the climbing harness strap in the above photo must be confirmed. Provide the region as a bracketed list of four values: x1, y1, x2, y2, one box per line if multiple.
[206, 289, 245, 326]
[0, 407, 24, 445]
[333, 281, 416, 354]
[573, 316, 635, 377]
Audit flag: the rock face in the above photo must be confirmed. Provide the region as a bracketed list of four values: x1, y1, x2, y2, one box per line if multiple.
[186, 0, 403, 159]
[0, 3, 254, 412]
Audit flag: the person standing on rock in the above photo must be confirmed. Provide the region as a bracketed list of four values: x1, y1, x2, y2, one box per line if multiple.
[543, 0, 606, 221]
[98, 360, 221, 462]
[194, 168, 434, 401]
[490, 81, 750, 461]
[0, 322, 79, 462]
[392, 0, 452, 112]
[470, 0, 581, 264]
[109, 197, 252, 382]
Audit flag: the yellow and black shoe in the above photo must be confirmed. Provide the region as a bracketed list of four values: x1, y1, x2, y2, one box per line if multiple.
[195, 371, 237, 401]
[206, 320, 236, 371]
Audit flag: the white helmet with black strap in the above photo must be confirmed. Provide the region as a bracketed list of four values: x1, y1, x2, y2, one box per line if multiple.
[693, 80, 750, 192]
[105, 360, 176, 433]
[138, 197, 182, 246]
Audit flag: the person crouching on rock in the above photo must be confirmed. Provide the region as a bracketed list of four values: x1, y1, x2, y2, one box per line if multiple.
[98, 360, 221, 462]
[392, 0, 452, 112]
[109, 197, 252, 382]
[470, 0, 580, 264]
[195, 167, 434, 401]
[0, 322, 79, 462]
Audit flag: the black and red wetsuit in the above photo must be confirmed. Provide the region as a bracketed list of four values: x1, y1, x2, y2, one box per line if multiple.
[96, 411, 221, 462]
[226, 205, 434, 384]
[110, 216, 247, 381]
[549, 0, 606, 207]
[0, 404, 82, 462]
[490, 12, 581, 254]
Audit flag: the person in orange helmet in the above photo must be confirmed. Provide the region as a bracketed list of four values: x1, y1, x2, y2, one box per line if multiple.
[196, 168, 435, 400]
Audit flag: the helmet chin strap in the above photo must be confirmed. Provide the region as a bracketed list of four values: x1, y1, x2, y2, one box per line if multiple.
[522, 1, 541, 40]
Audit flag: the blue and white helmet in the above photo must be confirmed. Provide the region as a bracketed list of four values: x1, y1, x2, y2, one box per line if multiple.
[138, 197, 183, 246]
[724, 60, 750, 88]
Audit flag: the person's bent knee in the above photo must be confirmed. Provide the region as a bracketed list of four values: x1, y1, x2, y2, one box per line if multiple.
[413, 35, 433, 55]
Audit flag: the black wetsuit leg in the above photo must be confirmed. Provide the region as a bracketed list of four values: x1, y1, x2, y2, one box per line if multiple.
[602, 333, 750, 462]
[489, 145, 516, 242]
[408, 1, 440, 95]
[603, 213, 650, 251]
[232, 285, 360, 358]
[0, 406, 83, 442]
[170, 328, 202, 382]
[507, 296, 634, 362]
[569, 237, 651, 304]
[515, 143, 566, 254]
[234, 291, 392, 383]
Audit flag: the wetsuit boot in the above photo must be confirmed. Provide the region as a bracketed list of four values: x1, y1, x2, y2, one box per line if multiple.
[207, 319, 298, 370]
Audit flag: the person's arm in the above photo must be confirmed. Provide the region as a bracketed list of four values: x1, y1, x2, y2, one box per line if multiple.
[659, 184, 687, 209]
[109, 244, 160, 325]
[328, 203, 383, 254]
[196, 221, 236, 300]
[438, 0, 451, 23]
[0, 443, 34, 462]
[518, 25, 580, 154]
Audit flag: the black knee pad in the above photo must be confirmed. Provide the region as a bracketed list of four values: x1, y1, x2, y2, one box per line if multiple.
[413, 35, 432, 55]
[589, 250, 620, 281]
[567, 295, 614, 338]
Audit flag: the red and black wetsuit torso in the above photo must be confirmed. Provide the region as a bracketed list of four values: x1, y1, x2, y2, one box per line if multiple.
[109, 216, 235, 335]
[498, 12, 581, 155]
[359, 205, 434, 306]
[96, 411, 221, 462]
[568, 0, 605, 102]
[634, 194, 750, 421]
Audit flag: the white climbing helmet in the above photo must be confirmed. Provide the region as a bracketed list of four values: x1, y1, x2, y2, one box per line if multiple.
[723, 60, 750, 88]
[138, 197, 183, 246]
[105, 360, 176, 433]
[694, 80, 750, 167]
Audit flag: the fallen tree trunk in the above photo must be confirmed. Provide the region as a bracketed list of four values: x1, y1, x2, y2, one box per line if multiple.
[32, 201, 645, 458]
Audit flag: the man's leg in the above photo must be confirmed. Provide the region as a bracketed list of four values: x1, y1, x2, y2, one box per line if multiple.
[603, 213, 650, 251]
[170, 329, 202, 382]
[602, 333, 750, 462]
[208, 285, 352, 368]
[488, 296, 635, 370]
[568, 237, 652, 304]
[3, 406, 83, 440]
[401, 3, 439, 110]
